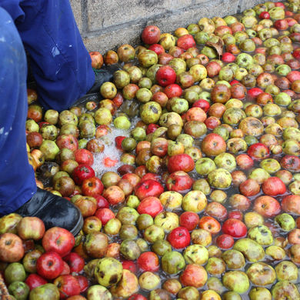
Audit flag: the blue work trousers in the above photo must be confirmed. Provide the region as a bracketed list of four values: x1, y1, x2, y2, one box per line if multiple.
[0, 0, 95, 215]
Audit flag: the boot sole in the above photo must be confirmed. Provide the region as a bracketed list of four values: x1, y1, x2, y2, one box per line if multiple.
[70, 207, 84, 237]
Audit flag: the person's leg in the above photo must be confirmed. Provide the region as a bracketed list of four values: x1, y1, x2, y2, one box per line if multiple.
[0, 6, 84, 235]
[1, 0, 95, 112]
[0, 7, 37, 216]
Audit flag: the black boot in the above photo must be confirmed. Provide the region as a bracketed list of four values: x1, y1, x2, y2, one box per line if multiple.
[71, 64, 121, 107]
[16, 188, 83, 236]
[88, 64, 121, 93]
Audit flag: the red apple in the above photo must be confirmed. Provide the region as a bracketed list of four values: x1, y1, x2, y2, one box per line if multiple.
[56, 134, 78, 152]
[141, 25, 161, 45]
[180, 264, 207, 288]
[168, 226, 190, 249]
[137, 251, 159, 272]
[25, 273, 48, 290]
[54, 274, 81, 299]
[201, 133, 226, 156]
[166, 171, 194, 193]
[74, 275, 89, 293]
[134, 179, 164, 200]
[94, 208, 115, 225]
[280, 155, 300, 172]
[222, 219, 247, 238]
[168, 153, 195, 173]
[137, 196, 163, 217]
[176, 34, 196, 50]
[164, 83, 182, 98]
[156, 65, 177, 87]
[216, 234, 234, 249]
[0, 233, 24, 263]
[179, 211, 200, 231]
[72, 164, 95, 185]
[148, 43, 165, 55]
[26, 132, 43, 148]
[193, 99, 210, 112]
[282, 195, 300, 215]
[63, 252, 85, 273]
[247, 143, 270, 160]
[42, 227, 75, 257]
[74, 149, 94, 166]
[89, 51, 103, 69]
[36, 251, 64, 280]
[81, 177, 104, 196]
[262, 177, 287, 196]
[222, 52, 236, 63]
[254, 196, 281, 218]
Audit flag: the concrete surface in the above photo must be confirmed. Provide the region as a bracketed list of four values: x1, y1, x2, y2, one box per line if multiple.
[70, 0, 277, 53]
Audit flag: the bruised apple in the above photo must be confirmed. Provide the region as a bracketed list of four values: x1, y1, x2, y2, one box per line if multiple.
[17, 217, 45, 241]
[0, 233, 24, 262]
[89, 51, 103, 69]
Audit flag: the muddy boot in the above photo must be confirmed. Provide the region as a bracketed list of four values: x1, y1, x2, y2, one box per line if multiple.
[15, 188, 83, 236]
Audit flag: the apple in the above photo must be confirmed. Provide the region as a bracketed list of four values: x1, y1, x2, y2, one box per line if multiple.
[26, 132, 43, 149]
[29, 283, 60, 299]
[23, 249, 43, 273]
[25, 273, 48, 290]
[201, 133, 226, 156]
[53, 274, 81, 299]
[72, 164, 95, 185]
[176, 34, 196, 50]
[102, 185, 125, 205]
[155, 65, 177, 87]
[137, 196, 163, 217]
[254, 196, 281, 218]
[134, 179, 164, 200]
[36, 251, 64, 280]
[222, 219, 247, 238]
[82, 216, 102, 235]
[168, 153, 195, 173]
[180, 264, 207, 288]
[71, 195, 97, 218]
[89, 51, 103, 69]
[53, 176, 75, 197]
[166, 171, 194, 193]
[179, 212, 200, 231]
[74, 275, 89, 293]
[56, 134, 78, 152]
[247, 143, 270, 160]
[141, 25, 161, 45]
[0, 233, 24, 262]
[164, 83, 182, 98]
[63, 252, 85, 273]
[168, 227, 191, 249]
[81, 177, 104, 196]
[74, 149, 94, 166]
[148, 43, 165, 55]
[262, 177, 287, 196]
[17, 217, 45, 240]
[0, 213, 22, 234]
[94, 208, 115, 225]
[137, 252, 159, 272]
[84, 232, 109, 258]
[199, 216, 221, 234]
[282, 195, 300, 215]
[27, 88, 38, 105]
[42, 227, 75, 257]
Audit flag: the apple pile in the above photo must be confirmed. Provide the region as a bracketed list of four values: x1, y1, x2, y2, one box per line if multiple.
[3, 0, 300, 299]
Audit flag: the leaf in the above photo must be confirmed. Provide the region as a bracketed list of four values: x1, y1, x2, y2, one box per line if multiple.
[206, 38, 224, 58]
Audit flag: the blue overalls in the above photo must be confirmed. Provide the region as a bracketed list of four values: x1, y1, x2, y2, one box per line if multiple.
[0, 0, 95, 215]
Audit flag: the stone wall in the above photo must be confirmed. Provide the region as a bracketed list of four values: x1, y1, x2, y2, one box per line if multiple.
[70, 0, 275, 53]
